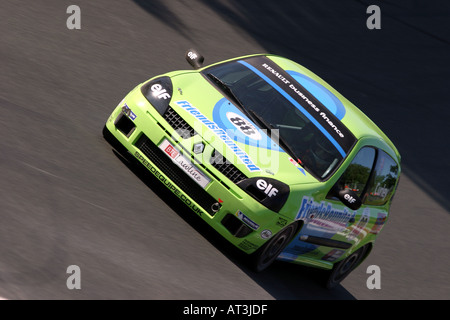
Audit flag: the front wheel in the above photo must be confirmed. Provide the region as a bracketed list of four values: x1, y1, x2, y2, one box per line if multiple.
[251, 224, 297, 273]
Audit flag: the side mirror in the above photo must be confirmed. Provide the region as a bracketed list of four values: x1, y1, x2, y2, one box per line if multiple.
[337, 189, 362, 210]
[185, 49, 204, 69]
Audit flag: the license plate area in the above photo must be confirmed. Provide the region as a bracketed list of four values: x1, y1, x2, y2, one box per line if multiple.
[159, 139, 211, 189]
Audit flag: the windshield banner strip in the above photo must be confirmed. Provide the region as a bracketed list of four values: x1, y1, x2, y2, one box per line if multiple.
[239, 57, 356, 155]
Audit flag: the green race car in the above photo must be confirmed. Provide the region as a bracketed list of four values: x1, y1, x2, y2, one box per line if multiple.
[103, 50, 401, 288]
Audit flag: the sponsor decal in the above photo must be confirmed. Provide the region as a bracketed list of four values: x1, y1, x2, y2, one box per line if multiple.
[289, 157, 299, 166]
[296, 196, 355, 231]
[297, 167, 306, 176]
[149, 83, 171, 100]
[276, 217, 288, 227]
[141, 76, 173, 114]
[176, 100, 260, 172]
[163, 144, 179, 159]
[322, 249, 345, 262]
[288, 157, 307, 176]
[238, 239, 259, 251]
[122, 103, 137, 120]
[226, 112, 262, 141]
[236, 211, 260, 230]
[212, 98, 281, 152]
[256, 179, 278, 197]
[134, 151, 203, 216]
[344, 193, 358, 205]
[369, 212, 387, 234]
[347, 208, 370, 241]
[159, 139, 211, 188]
[280, 196, 358, 259]
[286, 70, 346, 120]
[280, 242, 318, 258]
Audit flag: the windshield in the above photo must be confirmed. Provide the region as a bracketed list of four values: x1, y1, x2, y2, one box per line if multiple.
[203, 59, 348, 179]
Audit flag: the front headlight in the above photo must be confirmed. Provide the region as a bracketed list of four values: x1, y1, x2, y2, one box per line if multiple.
[237, 177, 290, 213]
[141, 76, 173, 115]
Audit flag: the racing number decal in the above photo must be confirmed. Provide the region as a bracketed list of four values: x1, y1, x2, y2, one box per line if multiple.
[230, 117, 256, 136]
[226, 112, 262, 140]
[212, 98, 280, 151]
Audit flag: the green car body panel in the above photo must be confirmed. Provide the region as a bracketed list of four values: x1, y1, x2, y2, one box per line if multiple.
[103, 53, 401, 272]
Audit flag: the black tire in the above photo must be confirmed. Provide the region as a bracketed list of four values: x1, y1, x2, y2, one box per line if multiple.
[325, 245, 368, 289]
[252, 224, 297, 273]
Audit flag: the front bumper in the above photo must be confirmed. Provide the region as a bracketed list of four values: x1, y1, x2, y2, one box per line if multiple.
[103, 94, 288, 253]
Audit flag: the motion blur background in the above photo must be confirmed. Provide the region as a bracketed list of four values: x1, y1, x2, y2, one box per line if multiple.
[0, 0, 449, 299]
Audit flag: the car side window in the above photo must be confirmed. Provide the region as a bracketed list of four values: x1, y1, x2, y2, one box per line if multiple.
[364, 150, 399, 206]
[327, 147, 376, 199]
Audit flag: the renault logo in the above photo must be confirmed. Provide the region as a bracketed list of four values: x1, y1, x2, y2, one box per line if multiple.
[193, 142, 205, 154]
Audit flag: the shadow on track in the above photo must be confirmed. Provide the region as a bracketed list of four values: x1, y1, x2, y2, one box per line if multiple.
[132, 0, 450, 213]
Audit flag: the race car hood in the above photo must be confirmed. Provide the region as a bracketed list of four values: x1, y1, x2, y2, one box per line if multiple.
[165, 71, 318, 186]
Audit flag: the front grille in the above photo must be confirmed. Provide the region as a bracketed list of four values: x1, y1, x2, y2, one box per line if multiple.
[210, 149, 247, 184]
[135, 134, 217, 216]
[163, 107, 247, 184]
[163, 106, 196, 139]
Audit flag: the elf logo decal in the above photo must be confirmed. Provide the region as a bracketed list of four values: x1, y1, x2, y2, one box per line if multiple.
[344, 193, 357, 204]
[226, 112, 262, 140]
[256, 179, 278, 197]
[150, 83, 171, 100]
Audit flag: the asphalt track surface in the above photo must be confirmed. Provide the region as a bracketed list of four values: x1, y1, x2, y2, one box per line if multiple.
[1, 0, 449, 300]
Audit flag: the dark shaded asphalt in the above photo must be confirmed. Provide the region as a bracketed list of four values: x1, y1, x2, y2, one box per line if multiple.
[0, 0, 448, 299]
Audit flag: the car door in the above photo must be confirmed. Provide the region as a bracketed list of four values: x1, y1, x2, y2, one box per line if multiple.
[280, 146, 377, 262]
[321, 146, 400, 253]
[329, 146, 377, 247]
[360, 149, 400, 236]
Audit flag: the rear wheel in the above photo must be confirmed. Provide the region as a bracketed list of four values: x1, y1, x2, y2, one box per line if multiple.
[325, 245, 369, 289]
[252, 224, 297, 272]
